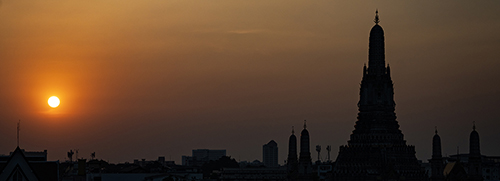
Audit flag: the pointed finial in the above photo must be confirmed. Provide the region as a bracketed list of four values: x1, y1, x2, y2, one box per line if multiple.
[435, 126, 438, 135]
[473, 121, 476, 131]
[304, 120, 307, 129]
[292, 126, 295, 134]
[374, 9, 380, 24]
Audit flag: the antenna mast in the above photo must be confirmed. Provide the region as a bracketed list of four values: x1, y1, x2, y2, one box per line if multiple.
[17, 120, 20, 147]
[326, 145, 331, 162]
[316, 145, 321, 162]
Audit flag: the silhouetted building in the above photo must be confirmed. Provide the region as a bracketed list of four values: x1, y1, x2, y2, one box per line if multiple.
[220, 167, 287, 180]
[182, 149, 226, 167]
[0, 149, 48, 162]
[298, 121, 312, 179]
[0, 147, 59, 181]
[333, 11, 427, 180]
[444, 161, 468, 181]
[430, 128, 445, 181]
[263, 140, 278, 167]
[287, 127, 298, 179]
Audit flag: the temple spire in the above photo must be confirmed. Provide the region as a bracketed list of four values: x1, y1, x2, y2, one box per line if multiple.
[367, 9, 385, 76]
[292, 126, 295, 134]
[303, 120, 307, 129]
[473, 121, 476, 130]
[431, 125, 445, 180]
[374, 10, 380, 24]
[432, 126, 442, 158]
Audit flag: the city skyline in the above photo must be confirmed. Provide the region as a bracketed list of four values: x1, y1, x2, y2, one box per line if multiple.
[0, 0, 499, 165]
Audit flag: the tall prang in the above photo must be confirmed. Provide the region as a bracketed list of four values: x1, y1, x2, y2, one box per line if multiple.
[333, 11, 427, 180]
[298, 120, 312, 179]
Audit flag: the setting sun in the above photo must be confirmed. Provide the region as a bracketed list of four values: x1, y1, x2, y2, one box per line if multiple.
[48, 96, 60, 108]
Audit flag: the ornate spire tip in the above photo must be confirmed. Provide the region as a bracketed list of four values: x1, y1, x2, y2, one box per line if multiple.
[374, 10, 380, 24]
[304, 120, 307, 129]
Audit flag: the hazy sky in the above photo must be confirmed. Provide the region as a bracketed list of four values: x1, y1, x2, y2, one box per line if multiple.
[0, 1, 499, 164]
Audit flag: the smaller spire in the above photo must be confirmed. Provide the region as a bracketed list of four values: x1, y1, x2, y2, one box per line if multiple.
[473, 121, 476, 131]
[304, 120, 307, 129]
[435, 126, 438, 135]
[292, 126, 295, 134]
[374, 10, 380, 24]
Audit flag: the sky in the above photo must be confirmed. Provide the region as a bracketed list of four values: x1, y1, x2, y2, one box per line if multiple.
[0, 0, 499, 164]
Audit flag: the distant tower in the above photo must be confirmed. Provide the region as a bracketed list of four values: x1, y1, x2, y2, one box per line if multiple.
[298, 120, 312, 177]
[468, 122, 482, 180]
[263, 140, 278, 167]
[429, 127, 444, 181]
[326, 145, 331, 162]
[287, 127, 298, 179]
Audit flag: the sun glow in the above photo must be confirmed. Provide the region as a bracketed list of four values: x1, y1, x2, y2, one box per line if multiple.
[48, 96, 60, 108]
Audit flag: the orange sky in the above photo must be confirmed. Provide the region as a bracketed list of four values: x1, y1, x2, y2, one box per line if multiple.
[0, 0, 499, 164]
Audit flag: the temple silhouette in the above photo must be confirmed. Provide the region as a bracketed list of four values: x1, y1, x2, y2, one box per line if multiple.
[283, 11, 500, 181]
[331, 11, 428, 180]
[285, 11, 429, 180]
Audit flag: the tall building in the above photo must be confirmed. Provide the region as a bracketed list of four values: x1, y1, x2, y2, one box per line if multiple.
[182, 149, 226, 166]
[287, 127, 298, 179]
[333, 11, 427, 180]
[298, 121, 312, 178]
[430, 128, 445, 180]
[263, 140, 278, 167]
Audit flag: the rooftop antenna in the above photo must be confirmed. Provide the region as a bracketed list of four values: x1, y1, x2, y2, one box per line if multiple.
[68, 150, 74, 162]
[17, 120, 20, 147]
[316, 145, 321, 162]
[326, 145, 331, 162]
